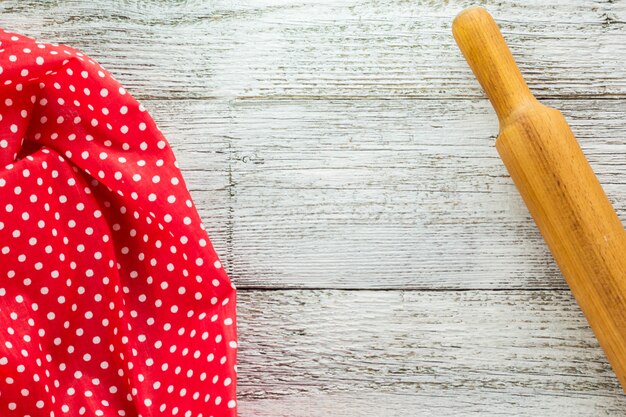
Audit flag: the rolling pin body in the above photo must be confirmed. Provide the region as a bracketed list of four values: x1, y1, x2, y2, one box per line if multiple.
[453, 7, 626, 391]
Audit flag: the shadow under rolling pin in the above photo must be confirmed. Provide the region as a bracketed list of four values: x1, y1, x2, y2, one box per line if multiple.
[452, 6, 626, 392]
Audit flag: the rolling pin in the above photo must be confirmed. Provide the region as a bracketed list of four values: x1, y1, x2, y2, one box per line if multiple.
[452, 7, 626, 392]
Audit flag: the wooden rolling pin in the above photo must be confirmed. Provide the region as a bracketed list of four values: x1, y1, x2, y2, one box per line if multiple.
[452, 7, 626, 392]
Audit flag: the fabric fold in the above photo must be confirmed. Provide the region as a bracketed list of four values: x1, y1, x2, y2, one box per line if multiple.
[0, 29, 237, 416]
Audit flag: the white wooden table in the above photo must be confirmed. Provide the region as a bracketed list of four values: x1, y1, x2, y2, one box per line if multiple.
[4, 0, 626, 415]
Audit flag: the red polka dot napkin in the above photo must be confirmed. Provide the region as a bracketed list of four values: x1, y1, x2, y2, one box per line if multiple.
[0, 29, 237, 416]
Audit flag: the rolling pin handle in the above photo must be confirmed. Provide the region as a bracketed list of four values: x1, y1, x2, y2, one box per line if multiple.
[452, 7, 537, 123]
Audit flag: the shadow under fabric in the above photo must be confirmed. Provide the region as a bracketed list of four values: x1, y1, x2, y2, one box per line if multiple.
[0, 29, 237, 416]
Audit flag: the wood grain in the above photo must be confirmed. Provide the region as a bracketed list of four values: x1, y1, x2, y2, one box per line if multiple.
[454, 6, 626, 390]
[240, 394, 624, 417]
[147, 98, 626, 289]
[1, 0, 625, 413]
[236, 290, 626, 415]
[0, 0, 624, 100]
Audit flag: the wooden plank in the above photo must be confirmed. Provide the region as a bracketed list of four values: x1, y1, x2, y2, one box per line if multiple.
[146, 98, 626, 289]
[236, 289, 626, 415]
[240, 394, 625, 417]
[0, 0, 624, 100]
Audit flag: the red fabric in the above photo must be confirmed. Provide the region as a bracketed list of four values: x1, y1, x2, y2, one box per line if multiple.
[0, 30, 237, 415]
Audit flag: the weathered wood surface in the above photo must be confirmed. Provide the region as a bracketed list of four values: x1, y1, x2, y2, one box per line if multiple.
[0, 0, 625, 100]
[1, 0, 625, 415]
[149, 98, 626, 289]
[237, 290, 626, 416]
[0, 2, 624, 289]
